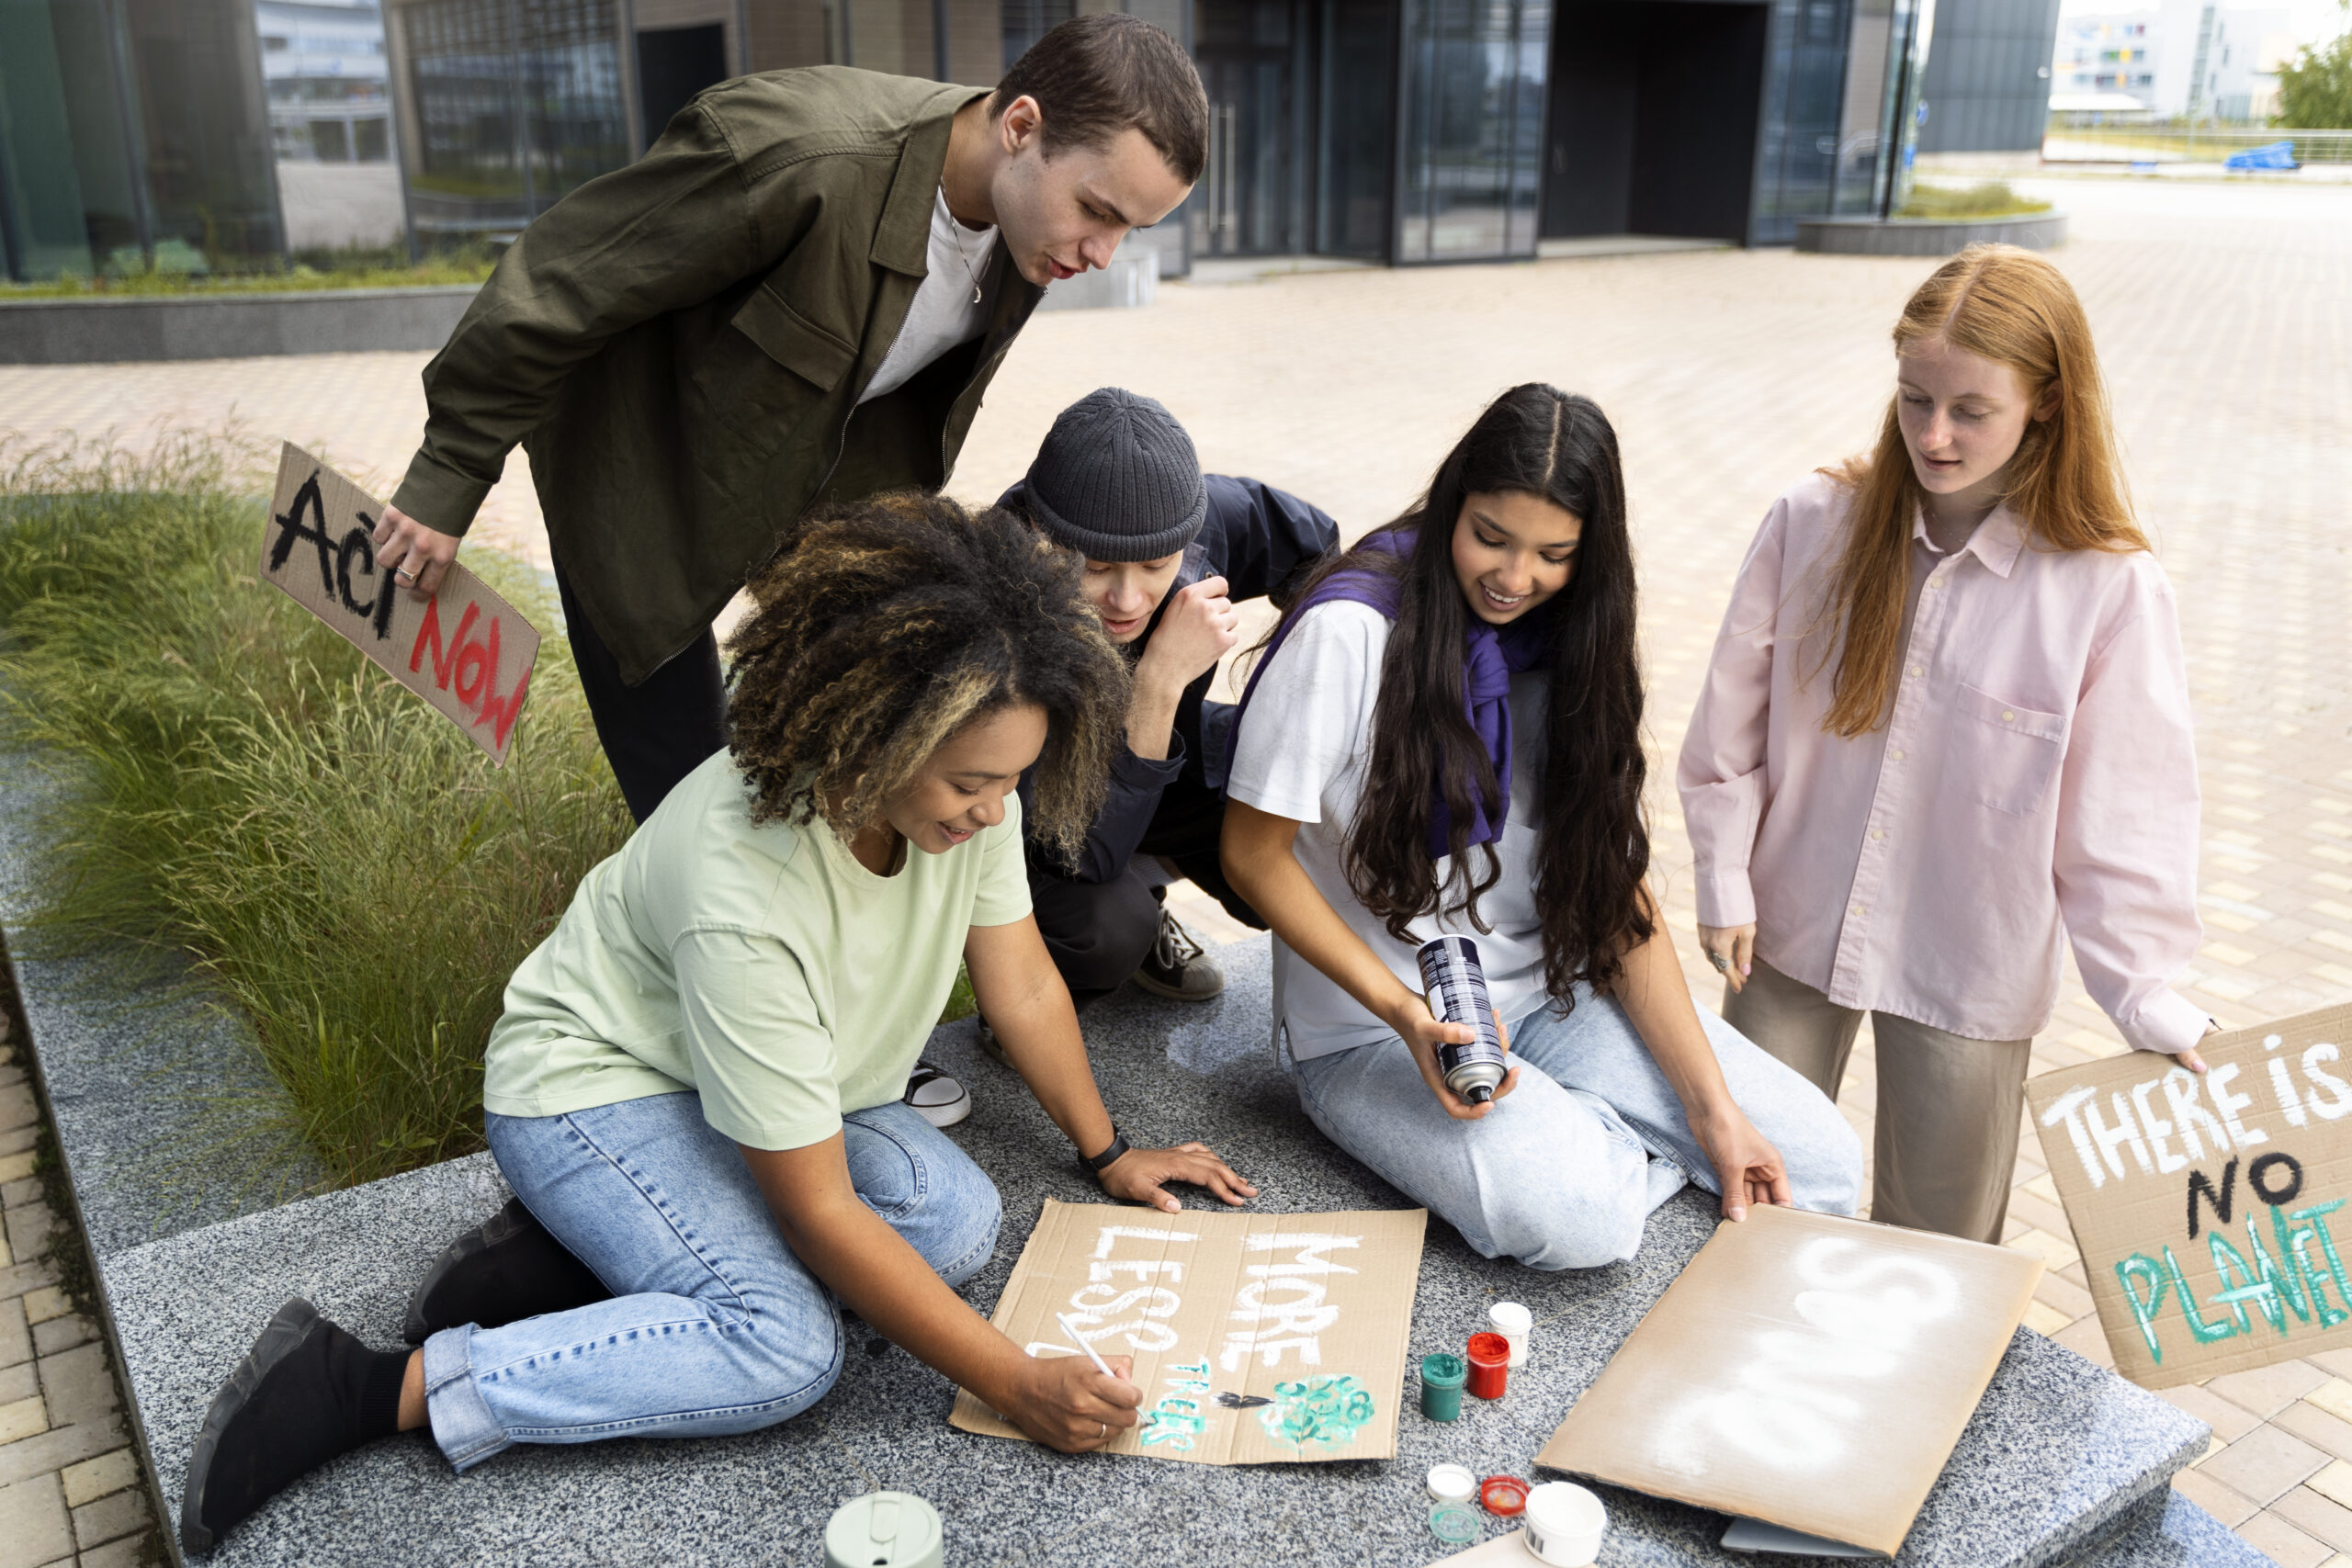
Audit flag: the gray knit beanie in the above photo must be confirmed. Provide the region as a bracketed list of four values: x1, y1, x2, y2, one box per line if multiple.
[1022, 389, 1209, 562]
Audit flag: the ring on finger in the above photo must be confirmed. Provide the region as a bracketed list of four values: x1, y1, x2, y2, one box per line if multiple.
[395, 564, 417, 581]
[1098, 1422, 1108, 1440]
[1709, 952, 1730, 972]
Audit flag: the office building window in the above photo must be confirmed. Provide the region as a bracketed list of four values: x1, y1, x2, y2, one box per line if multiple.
[1396, 0, 1547, 263]
[1001, 0, 1072, 70]
[1, 0, 281, 279]
[401, 0, 626, 234]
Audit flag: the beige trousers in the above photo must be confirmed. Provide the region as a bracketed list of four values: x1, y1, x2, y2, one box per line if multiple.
[1722, 958, 2033, 1244]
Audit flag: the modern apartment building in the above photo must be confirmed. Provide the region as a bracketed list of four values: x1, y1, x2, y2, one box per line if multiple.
[2052, 1, 2290, 118]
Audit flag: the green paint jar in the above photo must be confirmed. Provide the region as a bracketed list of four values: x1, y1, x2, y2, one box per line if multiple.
[1420, 1352, 1468, 1422]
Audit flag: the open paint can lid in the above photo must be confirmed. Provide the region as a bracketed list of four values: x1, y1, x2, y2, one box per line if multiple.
[1480, 1474, 1530, 1516]
[1428, 1501, 1481, 1545]
[824, 1492, 943, 1568]
[1427, 1463, 1478, 1503]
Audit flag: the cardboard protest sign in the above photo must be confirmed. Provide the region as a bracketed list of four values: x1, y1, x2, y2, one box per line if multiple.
[2026, 1006, 2352, 1389]
[950, 1200, 1427, 1464]
[261, 444, 538, 764]
[1535, 1205, 2040, 1558]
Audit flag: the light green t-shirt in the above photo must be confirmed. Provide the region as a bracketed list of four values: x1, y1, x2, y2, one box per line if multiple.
[481, 749, 1031, 1150]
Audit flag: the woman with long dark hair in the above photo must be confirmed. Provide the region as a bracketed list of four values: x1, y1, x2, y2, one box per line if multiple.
[1220, 385, 1859, 1269]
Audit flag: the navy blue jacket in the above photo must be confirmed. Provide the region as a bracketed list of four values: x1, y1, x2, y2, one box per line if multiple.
[1003, 473, 1340, 884]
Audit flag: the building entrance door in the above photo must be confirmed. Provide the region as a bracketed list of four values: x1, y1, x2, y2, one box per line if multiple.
[1190, 0, 1311, 256]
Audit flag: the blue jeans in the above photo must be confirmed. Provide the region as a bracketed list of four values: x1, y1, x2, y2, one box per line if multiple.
[1292, 990, 1862, 1270]
[421, 1092, 1001, 1471]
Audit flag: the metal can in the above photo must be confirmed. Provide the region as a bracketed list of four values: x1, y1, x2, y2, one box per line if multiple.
[1417, 934, 1507, 1103]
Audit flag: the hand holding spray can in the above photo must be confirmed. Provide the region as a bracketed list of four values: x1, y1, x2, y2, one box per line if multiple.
[1416, 935, 1507, 1104]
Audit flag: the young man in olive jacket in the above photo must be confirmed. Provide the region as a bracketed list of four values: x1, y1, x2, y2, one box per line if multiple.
[368, 16, 1205, 822]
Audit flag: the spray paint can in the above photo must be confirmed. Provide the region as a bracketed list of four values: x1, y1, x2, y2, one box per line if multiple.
[1417, 935, 1507, 1104]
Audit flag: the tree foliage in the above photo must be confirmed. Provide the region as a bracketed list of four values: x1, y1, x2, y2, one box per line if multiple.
[2278, 2, 2352, 129]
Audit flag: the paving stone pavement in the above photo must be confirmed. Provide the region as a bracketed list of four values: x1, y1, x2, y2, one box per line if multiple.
[0, 1012, 158, 1568]
[1, 174, 2348, 1562]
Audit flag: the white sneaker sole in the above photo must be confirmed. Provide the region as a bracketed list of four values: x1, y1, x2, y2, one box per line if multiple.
[908, 1086, 972, 1128]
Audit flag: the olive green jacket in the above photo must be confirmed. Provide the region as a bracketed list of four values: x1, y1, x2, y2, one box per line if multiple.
[390, 68, 1043, 685]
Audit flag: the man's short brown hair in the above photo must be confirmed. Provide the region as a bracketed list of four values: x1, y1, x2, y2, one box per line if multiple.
[994, 14, 1207, 186]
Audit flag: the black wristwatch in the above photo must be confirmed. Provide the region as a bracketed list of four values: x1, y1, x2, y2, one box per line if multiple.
[1081, 1128, 1131, 1179]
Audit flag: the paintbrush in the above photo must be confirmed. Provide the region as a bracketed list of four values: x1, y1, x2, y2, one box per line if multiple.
[1055, 1312, 1121, 1382]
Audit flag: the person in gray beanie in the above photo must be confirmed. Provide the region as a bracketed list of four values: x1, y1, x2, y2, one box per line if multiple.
[993, 387, 1339, 1015]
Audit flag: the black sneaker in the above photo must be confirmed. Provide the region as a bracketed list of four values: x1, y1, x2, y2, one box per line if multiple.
[1132, 908, 1224, 1001]
[402, 1198, 611, 1345]
[903, 1060, 971, 1127]
[181, 1299, 408, 1553]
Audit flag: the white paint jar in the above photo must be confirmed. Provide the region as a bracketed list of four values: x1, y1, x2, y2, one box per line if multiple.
[1489, 1301, 1532, 1367]
[1427, 1462, 1478, 1504]
[1521, 1481, 1607, 1567]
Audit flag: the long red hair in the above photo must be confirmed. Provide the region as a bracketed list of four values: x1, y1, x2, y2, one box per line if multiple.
[1815, 243, 2145, 738]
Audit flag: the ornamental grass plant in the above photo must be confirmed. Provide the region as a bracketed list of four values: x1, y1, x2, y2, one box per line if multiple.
[1894, 181, 2055, 221]
[0, 433, 631, 1190]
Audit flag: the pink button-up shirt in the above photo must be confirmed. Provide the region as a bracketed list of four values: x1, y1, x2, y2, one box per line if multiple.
[1677, 472, 2206, 1054]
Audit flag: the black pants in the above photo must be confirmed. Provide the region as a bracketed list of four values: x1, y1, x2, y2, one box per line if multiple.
[1028, 775, 1266, 1008]
[555, 560, 727, 825]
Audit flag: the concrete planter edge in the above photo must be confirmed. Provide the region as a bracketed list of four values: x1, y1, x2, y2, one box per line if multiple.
[0, 283, 484, 365]
[1795, 210, 2070, 256]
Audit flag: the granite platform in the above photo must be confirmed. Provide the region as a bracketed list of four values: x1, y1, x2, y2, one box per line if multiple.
[0, 897, 2258, 1568]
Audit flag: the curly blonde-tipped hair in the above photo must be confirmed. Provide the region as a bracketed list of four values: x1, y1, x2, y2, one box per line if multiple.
[725, 491, 1127, 857]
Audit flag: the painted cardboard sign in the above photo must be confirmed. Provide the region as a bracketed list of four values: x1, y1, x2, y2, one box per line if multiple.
[2026, 1006, 2352, 1389]
[260, 443, 537, 765]
[950, 1200, 1427, 1464]
[1536, 1205, 2040, 1558]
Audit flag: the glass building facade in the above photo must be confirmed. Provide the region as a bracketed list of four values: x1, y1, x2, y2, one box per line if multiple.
[395, 0, 627, 237]
[1, 0, 284, 280]
[363, 0, 1927, 260]
[1396, 0, 1546, 262]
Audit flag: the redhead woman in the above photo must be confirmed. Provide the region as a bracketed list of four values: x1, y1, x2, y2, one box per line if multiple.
[1679, 243, 2211, 1243]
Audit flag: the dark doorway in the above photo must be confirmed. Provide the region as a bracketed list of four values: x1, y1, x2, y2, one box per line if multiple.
[1543, 0, 1769, 243]
[636, 24, 728, 152]
[1190, 0, 1314, 256]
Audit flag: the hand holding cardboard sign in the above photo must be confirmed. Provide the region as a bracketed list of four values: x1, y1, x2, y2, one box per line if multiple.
[371, 501, 459, 601]
[261, 445, 538, 765]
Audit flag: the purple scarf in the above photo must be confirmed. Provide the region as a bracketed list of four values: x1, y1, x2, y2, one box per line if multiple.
[1229, 531, 1553, 861]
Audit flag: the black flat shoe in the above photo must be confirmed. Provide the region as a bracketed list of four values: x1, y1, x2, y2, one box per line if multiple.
[401, 1197, 612, 1345]
[181, 1299, 408, 1554]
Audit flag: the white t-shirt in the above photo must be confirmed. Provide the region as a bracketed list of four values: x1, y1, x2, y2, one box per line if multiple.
[859, 187, 998, 403]
[1227, 600, 1552, 1061]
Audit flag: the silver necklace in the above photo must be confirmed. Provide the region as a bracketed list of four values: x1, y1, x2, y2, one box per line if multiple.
[943, 188, 989, 304]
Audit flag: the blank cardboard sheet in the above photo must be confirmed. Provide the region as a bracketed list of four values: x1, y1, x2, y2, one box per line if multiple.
[1536, 1205, 2041, 1557]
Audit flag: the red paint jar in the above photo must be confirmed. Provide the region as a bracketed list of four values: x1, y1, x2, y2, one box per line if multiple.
[1465, 1331, 1510, 1399]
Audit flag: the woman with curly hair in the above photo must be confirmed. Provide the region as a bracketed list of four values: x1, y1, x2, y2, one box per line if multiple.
[1221, 385, 1860, 1271]
[177, 493, 1255, 1552]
